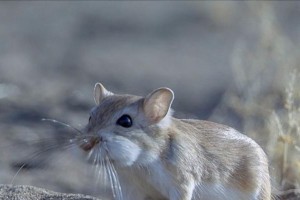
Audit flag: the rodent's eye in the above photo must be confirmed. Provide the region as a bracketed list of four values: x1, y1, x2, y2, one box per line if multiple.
[88, 116, 92, 122]
[116, 115, 132, 128]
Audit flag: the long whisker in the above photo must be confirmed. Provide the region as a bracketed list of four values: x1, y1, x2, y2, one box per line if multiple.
[0, 137, 67, 149]
[11, 163, 27, 185]
[80, 140, 123, 199]
[105, 157, 115, 199]
[86, 147, 95, 161]
[11, 141, 76, 184]
[95, 148, 107, 191]
[106, 156, 123, 200]
[95, 146, 102, 186]
[101, 152, 108, 189]
[110, 161, 123, 200]
[41, 118, 84, 135]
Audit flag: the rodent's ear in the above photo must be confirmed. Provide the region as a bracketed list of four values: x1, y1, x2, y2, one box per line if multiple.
[94, 83, 114, 105]
[143, 87, 174, 124]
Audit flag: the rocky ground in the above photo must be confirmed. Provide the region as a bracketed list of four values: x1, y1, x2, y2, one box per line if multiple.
[0, 185, 99, 200]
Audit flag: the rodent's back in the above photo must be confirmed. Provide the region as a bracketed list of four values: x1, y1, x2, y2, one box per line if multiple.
[172, 119, 270, 198]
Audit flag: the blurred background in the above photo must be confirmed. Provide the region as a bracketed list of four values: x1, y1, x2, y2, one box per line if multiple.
[0, 1, 300, 199]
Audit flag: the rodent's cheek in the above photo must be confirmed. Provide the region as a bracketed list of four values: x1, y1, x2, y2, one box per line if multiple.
[105, 136, 141, 167]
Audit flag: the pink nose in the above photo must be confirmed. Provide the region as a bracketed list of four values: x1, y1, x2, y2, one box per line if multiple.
[79, 136, 101, 151]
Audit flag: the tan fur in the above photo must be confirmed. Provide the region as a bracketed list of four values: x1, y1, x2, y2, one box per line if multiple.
[167, 119, 271, 199]
[82, 83, 271, 200]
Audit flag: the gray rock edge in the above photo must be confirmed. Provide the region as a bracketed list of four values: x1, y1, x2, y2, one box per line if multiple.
[0, 185, 101, 200]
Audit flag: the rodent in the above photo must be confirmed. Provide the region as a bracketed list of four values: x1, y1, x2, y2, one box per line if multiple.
[79, 83, 271, 200]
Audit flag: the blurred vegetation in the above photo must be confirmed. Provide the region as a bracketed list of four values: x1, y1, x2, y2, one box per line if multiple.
[210, 2, 300, 198]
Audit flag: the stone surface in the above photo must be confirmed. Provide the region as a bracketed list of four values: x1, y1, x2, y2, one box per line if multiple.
[0, 185, 100, 200]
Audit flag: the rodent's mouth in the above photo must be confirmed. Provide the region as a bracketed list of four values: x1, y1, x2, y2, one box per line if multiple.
[79, 136, 101, 151]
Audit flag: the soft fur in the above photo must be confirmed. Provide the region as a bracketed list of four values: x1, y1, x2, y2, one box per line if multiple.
[83, 83, 271, 200]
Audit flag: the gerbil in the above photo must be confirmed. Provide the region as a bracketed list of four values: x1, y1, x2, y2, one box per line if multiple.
[79, 83, 271, 200]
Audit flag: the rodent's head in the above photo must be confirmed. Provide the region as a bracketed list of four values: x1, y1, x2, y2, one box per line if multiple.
[80, 83, 174, 167]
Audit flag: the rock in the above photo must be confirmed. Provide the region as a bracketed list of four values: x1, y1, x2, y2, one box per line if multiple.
[0, 185, 100, 200]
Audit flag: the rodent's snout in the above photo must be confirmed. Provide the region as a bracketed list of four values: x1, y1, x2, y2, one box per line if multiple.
[79, 136, 102, 151]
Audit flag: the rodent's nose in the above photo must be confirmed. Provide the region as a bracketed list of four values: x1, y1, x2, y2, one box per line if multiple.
[79, 136, 102, 151]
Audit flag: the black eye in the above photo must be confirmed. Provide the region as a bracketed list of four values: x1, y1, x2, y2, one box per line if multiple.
[88, 116, 92, 122]
[116, 115, 132, 128]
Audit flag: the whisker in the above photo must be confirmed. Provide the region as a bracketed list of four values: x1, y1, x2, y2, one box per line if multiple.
[100, 161, 106, 190]
[110, 161, 123, 200]
[95, 146, 102, 187]
[11, 141, 76, 184]
[93, 147, 98, 167]
[11, 145, 53, 184]
[0, 137, 60, 150]
[105, 156, 123, 200]
[41, 118, 84, 135]
[95, 148, 107, 192]
[101, 152, 108, 189]
[86, 148, 95, 161]
[92, 146, 99, 176]
[105, 157, 115, 199]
